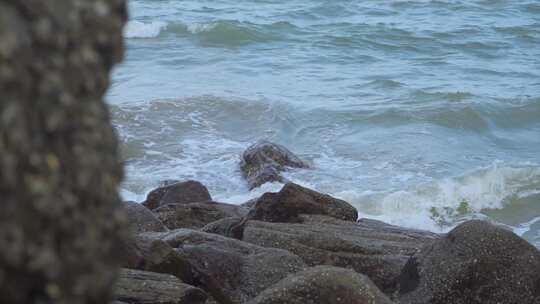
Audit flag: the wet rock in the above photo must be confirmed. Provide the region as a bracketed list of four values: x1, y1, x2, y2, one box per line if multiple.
[241, 215, 439, 294]
[248, 266, 393, 304]
[145, 229, 306, 304]
[398, 220, 540, 304]
[246, 183, 358, 223]
[114, 269, 207, 304]
[201, 217, 245, 239]
[143, 180, 212, 210]
[240, 141, 310, 189]
[123, 201, 168, 233]
[154, 202, 248, 230]
[0, 1, 127, 303]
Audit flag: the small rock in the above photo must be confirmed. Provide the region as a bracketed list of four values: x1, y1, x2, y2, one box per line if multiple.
[114, 269, 207, 304]
[248, 266, 393, 304]
[122, 201, 168, 233]
[398, 220, 540, 304]
[154, 202, 248, 230]
[143, 180, 212, 210]
[246, 183, 358, 223]
[240, 141, 310, 189]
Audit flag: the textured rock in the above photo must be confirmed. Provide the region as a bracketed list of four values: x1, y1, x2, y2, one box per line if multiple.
[114, 269, 207, 304]
[201, 217, 245, 239]
[240, 141, 310, 189]
[248, 266, 393, 304]
[246, 183, 358, 223]
[143, 180, 212, 210]
[123, 201, 168, 233]
[154, 202, 248, 230]
[398, 220, 540, 304]
[145, 229, 306, 304]
[241, 215, 439, 293]
[0, 1, 127, 303]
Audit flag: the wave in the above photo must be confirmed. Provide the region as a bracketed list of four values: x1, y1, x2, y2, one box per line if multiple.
[124, 20, 167, 38]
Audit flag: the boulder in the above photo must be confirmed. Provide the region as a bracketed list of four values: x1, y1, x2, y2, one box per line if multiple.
[144, 229, 306, 304]
[240, 141, 310, 189]
[122, 201, 168, 233]
[154, 202, 248, 230]
[246, 183, 358, 223]
[0, 1, 127, 303]
[241, 215, 439, 293]
[114, 269, 207, 304]
[143, 180, 212, 210]
[248, 266, 393, 304]
[201, 217, 245, 239]
[398, 220, 540, 304]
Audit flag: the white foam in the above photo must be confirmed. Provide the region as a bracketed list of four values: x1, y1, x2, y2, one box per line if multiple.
[124, 20, 167, 38]
[187, 23, 217, 34]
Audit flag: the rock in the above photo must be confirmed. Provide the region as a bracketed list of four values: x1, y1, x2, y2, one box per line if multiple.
[241, 215, 439, 294]
[143, 180, 212, 210]
[114, 269, 207, 304]
[122, 201, 168, 233]
[154, 202, 248, 230]
[0, 1, 127, 303]
[145, 229, 306, 304]
[246, 183, 358, 223]
[248, 266, 393, 304]
[398, 220, 540, 304]
[240, 141, 310, 189]
[201, 217, 245, 239]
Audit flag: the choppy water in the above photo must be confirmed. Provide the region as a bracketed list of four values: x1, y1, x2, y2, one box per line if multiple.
[108, 0, 540, 248]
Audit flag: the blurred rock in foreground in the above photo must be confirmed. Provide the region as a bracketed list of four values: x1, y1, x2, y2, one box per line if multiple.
[0, 1, 127, 303]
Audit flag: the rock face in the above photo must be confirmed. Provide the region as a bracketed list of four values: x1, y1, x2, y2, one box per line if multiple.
[241, 215, 439, 293]
[247, 183, 358, 223]
[123, 201, 168, 233]
[114, 269, 207, 304]
[240, 141, 310, 189]
[398, 220, 540, 304]
[0, 1, 127, 303]
[143, 180, 212, 210]
[146, 229, 306, 304]
[248, 266, 393, 304]
[154, 201, 248, 230]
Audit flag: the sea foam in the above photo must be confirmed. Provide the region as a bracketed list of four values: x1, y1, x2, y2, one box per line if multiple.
[124, 20, 167, 38]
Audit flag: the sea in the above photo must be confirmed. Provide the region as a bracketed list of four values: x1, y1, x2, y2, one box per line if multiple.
[107, 0, 540, 248]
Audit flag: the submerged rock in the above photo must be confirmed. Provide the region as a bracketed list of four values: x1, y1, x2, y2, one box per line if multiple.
[240, 141, 310, 189]
[143, 180, 212, 210]
[398, 220, 540, 304]
[241, 215, 439, 293]
[114, 269, 207, 304]
[154, 201, 248, 230]
[145, 229, 306, 304]
[0, 1, 127, 303]
[246, 182, 358, 223]
[123, 201, 168, 233]
[248, 266, 393, 304]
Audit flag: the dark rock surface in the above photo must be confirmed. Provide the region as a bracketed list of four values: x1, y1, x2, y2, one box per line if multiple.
[145, 229, 306, 304]
[143, 180, 212, 210]
[0, 1, 127, 303]
[241, 215, 439, 293]
[154, 201, 248, 230]
[248, 266, 393, 304]
[123, 201, 168, 233]
[201, 217, 245, 239]
[114, 269, 207, 304]
[240, 141, 310, 189]
[246, 183, 358, 223]
[398, 220, 540, 304]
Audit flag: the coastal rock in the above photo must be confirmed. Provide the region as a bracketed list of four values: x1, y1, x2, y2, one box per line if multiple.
[145, 229, 306, 304]
[398, 220, 540, 304]
[0, 1, 127, 303]
[114, 269, 207, 304]
[201, 217, 245, 239]
[246, 183, 358, 223]
[241, 215, 439, 293]
[154, 202, 248, 230]
[143, 180, 212, 210]
[248, 266, 393, 304]
[240, 141, 310, 189]
[123, 201, 168, 233]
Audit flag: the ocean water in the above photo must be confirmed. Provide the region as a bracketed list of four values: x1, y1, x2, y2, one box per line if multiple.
[108, 0, 540, 248]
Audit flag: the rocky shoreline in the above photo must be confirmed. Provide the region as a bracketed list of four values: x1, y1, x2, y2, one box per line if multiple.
[116, 142, 540, 304]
